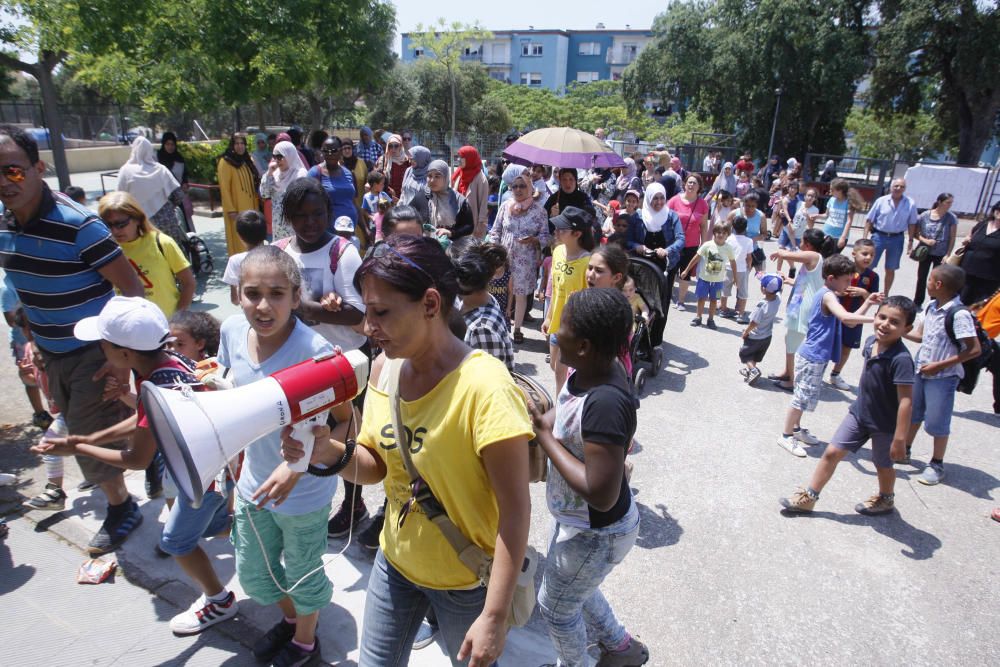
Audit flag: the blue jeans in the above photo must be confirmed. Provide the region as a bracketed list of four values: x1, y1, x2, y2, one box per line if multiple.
[538, 512, 640, 667]
[159, 481, 232, 556]
[911, 374, 960, 436]
[359, 549, 495, 666]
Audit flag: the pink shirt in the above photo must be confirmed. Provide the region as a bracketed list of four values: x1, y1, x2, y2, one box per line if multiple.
[668, 195, 709, 248]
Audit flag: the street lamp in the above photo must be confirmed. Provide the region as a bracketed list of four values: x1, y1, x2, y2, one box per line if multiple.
[767, 87, 783, 161]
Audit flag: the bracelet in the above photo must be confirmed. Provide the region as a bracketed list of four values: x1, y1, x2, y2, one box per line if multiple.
[307, 438, 356, 477]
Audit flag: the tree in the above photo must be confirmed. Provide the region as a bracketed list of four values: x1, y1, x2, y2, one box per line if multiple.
[845, 107, 947, 160]
[869, 0, 1000, 165]
[624, 0, 870, 158]
[409, 19, 493, 162]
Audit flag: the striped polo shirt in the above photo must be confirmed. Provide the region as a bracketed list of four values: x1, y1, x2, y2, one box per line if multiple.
[0, 185, 122, 353]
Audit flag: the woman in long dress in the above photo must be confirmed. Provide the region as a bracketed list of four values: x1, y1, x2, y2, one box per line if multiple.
[116, 136, 187, 249]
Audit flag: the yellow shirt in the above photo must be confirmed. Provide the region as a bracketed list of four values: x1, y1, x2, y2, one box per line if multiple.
[119, 231, 190, 317]
[548, 244, 590, 335]
[358, 350, 533, 589]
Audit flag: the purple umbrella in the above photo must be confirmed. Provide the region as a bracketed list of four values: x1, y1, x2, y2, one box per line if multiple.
[502, 127, 626, 169]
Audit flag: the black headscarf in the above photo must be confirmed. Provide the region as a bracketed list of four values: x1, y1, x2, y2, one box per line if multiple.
[220, 132, 260, 188]
[157, 132, 184, 169]
[342, 140, 359, 171]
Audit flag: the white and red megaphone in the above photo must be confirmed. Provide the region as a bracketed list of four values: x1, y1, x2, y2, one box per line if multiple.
[141, 349, 369, 507]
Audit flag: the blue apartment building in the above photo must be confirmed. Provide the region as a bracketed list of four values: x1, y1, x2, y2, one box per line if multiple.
[400, 26, 653, 91]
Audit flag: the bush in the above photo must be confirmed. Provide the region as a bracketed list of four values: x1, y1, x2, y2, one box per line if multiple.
[177, 141, 225, 185]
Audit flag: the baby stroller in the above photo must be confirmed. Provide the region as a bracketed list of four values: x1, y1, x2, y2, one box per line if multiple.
[174, 205, 214, 276]
[628, 257, 670, 393]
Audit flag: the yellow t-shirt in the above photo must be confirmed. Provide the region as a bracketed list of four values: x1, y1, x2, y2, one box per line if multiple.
[119, 232, 190, 317]
[358, 350, 534, 589]
[548, 244, 590, 335]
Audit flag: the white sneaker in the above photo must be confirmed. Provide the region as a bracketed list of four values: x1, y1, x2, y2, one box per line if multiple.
[793, 428, 820, 445]
[675, 302, 687, 311]
[828, 374, 851, 391]
[169, 592, 238, 635]
[777, 435, 807, 458]
[0, 473, 16, 486]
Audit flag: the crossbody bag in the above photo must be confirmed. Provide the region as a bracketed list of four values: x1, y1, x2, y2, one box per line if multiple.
[381, 358, 538, 627]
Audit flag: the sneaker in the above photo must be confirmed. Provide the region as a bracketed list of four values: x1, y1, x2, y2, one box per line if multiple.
[412, 620, 439, 650]
[918, 462, 945, 486]
[706, 318, 718, 330]
[690, 317, 702, 327]
[675, 302, 687, 311]
[746, 367, 762, 385]
[356, 508, 385, 550]
[327, 500, 368, 538]
[736, 313, 750, 325]
[855, 493, 895, 516]
[777, 434, 807, 458]
[719, 308, 738, 319]
[88, 499, 143, 556]
[252, 619, 296, 662]
[32, 410, 53, 430]
[596, 636, 649, 666]
[739, 368, 750, 380]
[169, 591, 238, 635]
[24, 482, 66, 511]
[780, 488, 817, 513]
[828, 374, 851, 391]
[272, 637, 321, 667]
[793, 428, 820, 445]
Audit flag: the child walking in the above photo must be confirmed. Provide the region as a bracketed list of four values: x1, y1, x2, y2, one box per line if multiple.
[719, 216, 754, 322]
[780, 296, 917, 515]
[218, 246, 347, 665]
[828, 239, 879, 390]
[223, 210, 268, 305]
[777, 254, 881, 457]
[530, 288, 649, 667]
[899, 265, 982, 485]
[739, 273, 783, 385]
[680, 220, 738, 329]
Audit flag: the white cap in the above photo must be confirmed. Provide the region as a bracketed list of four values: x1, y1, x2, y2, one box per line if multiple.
[334, 216, 355, 233]
[74, 296, 175, 351]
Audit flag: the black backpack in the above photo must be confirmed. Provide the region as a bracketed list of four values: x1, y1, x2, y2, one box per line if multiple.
[943, 303, 996, 394]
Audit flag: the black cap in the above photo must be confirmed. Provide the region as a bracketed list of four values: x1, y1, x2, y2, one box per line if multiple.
[551, 206, 590, 232]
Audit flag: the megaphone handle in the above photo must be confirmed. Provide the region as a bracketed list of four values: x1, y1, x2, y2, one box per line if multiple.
[288, 421, 317, 473]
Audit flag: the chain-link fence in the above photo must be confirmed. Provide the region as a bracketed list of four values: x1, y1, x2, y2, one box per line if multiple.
[407, 130, 509, 169]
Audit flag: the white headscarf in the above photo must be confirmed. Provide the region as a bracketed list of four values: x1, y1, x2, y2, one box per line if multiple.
[616, 158, 637, 192]
[642, 182, 670, 232]
[271, 140, 309, 194]
[116, 136, 180, 218]
[500, 163, 528, 206]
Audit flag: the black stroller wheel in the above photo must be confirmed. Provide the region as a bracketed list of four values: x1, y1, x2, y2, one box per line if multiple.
[651, 347, 663, 376]
[634, 367, 647, 394]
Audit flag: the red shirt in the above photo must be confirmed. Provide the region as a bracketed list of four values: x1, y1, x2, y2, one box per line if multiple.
[668, 195, 709, 248]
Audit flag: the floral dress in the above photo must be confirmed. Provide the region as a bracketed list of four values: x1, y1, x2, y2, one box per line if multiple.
[488, 199, 550, 295]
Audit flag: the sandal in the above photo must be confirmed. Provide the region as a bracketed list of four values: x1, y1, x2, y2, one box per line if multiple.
[992, 508, 1000, 523]
[767, 373, 790, 382]
[512, 330, 524, 344]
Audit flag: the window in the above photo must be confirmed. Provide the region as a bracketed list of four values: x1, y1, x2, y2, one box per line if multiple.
[520, 72, 543, 86]
[577, 72, 600, 82]
[490, 72, 510, 82]
[413, 47, 424, 57]
[622, 43, 638, 62]
[464, 46, 480, 56]
[578, 42, 601, 56]
[521, 43, 543, 57]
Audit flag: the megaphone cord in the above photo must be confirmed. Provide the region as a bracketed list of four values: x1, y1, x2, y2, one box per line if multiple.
[184, 386, 361, 596]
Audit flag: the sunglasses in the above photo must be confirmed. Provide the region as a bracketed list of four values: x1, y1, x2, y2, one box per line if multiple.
[321, 147, 341, 154]
[272, 154, 285, 160]
[104, 217, 134, 230]
[387, 143, 400, 149]
[1, 165, 28, 183]
[372, 243, 435, 285]
[402, 136, 412, 141]
[510, 182, 529, 190]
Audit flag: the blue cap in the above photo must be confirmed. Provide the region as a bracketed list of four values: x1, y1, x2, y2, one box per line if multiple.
[760, 273, 783, 293]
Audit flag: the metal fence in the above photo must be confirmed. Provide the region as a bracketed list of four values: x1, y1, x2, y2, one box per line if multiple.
[406, 130, 510, 169]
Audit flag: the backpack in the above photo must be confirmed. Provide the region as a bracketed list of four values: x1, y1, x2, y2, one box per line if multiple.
[943, 303, 996, 394]
[274, 235, 350, 277]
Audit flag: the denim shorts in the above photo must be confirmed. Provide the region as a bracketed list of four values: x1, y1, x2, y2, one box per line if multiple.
[160, 482, 232, 556]
[549, 333, 558, 346]
[778, 228, 799, 250]
[830, 411, 893, 468]
[872, 232, 904, 271]
[695, 278, 723, 300]
[911, 374, 960, 436]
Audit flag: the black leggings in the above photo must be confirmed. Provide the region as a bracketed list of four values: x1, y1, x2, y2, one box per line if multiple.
[913, 255, 943, 307]
[671, 246, 698, 304]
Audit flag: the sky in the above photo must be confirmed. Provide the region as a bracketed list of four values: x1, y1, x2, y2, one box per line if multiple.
[390, 0, 662, 52]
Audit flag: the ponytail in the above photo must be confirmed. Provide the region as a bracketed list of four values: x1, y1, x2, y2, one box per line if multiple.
[801, 228, 839, 258]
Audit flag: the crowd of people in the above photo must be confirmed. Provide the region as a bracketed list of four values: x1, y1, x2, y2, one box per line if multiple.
[2, 121, 999, 667]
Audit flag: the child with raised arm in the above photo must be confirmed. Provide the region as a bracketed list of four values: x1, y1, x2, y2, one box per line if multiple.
[780, 296, 916, 515]
[777, 254, 882, 457]
[681, 220, 738, 329]
[828, 239, 879, 390]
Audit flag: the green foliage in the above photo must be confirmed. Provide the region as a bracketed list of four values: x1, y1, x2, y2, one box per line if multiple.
[177, 141, 225, 185]
[845, 107, 947, 160]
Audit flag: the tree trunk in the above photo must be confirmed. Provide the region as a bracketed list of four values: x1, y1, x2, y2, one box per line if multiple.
[956, 95, 1000, 165]
[35, 54, 70, 191]
[309, 96, 323, 133]
[449, 64, 457, 165]
[256, 101, 266, 131]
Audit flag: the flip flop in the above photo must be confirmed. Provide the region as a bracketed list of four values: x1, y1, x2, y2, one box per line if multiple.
[773, 380, 794, 391]
[767, 373, 790, 382]
[992, 508, 1000, 523]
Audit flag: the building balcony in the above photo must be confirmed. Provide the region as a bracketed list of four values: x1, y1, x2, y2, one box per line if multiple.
[606, 51, 638, 65]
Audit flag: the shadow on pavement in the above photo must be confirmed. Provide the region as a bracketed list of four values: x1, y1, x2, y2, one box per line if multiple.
[953, 409, 999, 427]
[0, 525, 36, 595]
[634, 501, 682, 550]
[780, 509, 941, 560]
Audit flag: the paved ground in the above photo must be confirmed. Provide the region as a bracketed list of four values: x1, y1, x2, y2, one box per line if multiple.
[0, 172, 997, 665]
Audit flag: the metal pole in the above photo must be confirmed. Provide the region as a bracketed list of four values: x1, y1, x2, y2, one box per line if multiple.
[767, 88, 782, 161]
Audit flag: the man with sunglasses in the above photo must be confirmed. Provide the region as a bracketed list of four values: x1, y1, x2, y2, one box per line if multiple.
[0, 125, 146, 556]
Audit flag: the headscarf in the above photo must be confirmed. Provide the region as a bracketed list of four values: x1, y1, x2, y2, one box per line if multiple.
[386, 134, 407, 165]
[641, 182, 670, 232]
[116, 136, 179, 218]
[342, 140, 358, 170]
[277, 132, 292, 143]
[359, 126, 374, 147]
[616, 158, 637, 192]
[252, 133, 270, 174]
[453, 145, 482, 195]
[426, 160, 457, 229]
[271, 140, 308, 194]
[400, 145, 432, 205]
[221, 133, 255, 170]
[713, 162, 737, 195]
[156, 132, 184, 172]
[500, 163, 528, 206]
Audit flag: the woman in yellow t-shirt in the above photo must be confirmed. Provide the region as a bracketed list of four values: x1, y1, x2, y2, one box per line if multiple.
[98, 191, 194, 318]
[283, 235, 532, 667]
[543, 205, 595, 393]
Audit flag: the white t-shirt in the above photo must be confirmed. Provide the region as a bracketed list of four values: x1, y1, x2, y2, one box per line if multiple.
[281, 236, 367, 351]
[726, 233, 754, 273]
[222, 251, 248, 287]
[791, 204, 819, 238]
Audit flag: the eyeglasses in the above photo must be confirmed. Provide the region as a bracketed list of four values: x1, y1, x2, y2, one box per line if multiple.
[510, 183, 529, 190]
[1, 165, 28, 183]
[272, 154, 285, 160]
[387, 143, 400, 149]
[372, 243, 436, 285]
[104, 217, 134, 230]
[321, 147, 341, 155]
